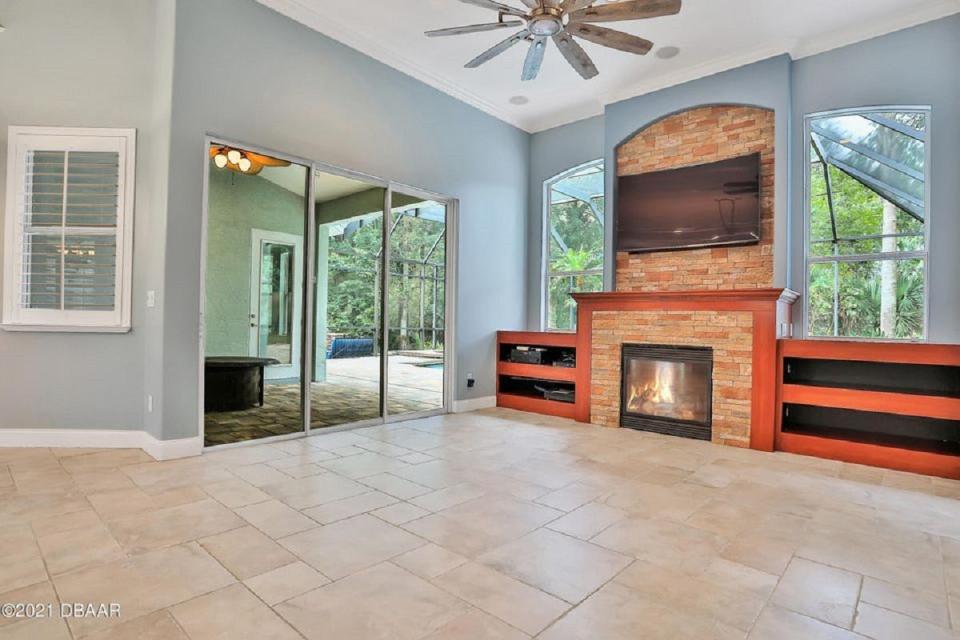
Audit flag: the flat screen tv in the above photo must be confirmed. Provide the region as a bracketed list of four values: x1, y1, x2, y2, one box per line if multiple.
[616, 153, 761, 253]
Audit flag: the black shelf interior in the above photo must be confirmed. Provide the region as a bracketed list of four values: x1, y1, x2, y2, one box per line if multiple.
[499, 376, 576, 403]
[499, 343, 576, 368]
[782, 403, 960, 455]
[784, 357, 960, 397]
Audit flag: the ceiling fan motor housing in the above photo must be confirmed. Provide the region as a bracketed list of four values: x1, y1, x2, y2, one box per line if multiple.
[528, 7, 564, 37]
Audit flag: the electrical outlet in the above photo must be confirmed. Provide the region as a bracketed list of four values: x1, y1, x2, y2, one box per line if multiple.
[146, 290, 156, 308]
[466, 373, 475, 388]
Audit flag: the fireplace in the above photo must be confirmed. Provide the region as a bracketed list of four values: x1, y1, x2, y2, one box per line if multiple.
[620, 344, 713, 440]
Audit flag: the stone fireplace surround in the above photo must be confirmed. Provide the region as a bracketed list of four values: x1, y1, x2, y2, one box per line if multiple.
[572, 289, 798, 452]
[570, 104, 792, 452]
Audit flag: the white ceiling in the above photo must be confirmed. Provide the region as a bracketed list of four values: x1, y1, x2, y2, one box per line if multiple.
[259, 0, 959, 133]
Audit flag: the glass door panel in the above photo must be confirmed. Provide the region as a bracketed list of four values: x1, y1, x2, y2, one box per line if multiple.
[310, 171, 385, 428]
[203, 144, 308, 446]
[386, 194, 447, 416]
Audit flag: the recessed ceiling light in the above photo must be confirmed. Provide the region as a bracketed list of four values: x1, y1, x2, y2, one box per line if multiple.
[656, 46, 681, 60]
[509, 96, 530, 106]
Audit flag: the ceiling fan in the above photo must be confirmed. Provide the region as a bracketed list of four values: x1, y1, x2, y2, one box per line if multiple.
[425, 0, 682, 81]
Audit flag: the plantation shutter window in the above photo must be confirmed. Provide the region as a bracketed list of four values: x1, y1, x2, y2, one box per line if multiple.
[3, 127, 136, 331]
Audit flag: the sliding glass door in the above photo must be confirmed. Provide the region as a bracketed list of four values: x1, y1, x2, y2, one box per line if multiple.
[386, 192, 447, 416]
[310, 171, 385, 428]
[203, 144, 309, 446]
[203, 147, 452, 447]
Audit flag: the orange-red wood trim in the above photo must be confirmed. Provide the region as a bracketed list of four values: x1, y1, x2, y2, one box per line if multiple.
[497, 361, 577, 383]
[497, 393, 577, 420]
[779, 339, 960, 366]
[750, 308, 777, 452]
[777, 431, 960, 480]
[497, 331, 577, 349]
[574, 305, 593, 423]
[781, 384, 960, 421]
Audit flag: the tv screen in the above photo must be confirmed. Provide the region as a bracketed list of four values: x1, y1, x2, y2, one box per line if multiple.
[616, 153, 761, 253]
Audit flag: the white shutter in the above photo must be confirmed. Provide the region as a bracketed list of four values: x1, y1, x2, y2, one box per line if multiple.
[3, 127, 136, 331]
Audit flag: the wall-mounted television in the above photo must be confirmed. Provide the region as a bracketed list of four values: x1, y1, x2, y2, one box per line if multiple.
[616, 153, 761, 254]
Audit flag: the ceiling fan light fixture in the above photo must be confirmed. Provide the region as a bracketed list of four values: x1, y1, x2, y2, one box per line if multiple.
[529, 15, 563, 37]
[213, 153, 228, 168]
[226, 149, 242, 165]
[237, 157, 253, 173]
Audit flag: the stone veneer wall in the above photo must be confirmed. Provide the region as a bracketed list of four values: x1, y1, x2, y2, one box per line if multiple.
[616, 105, 775, 291]
[592, 310, 754, 448]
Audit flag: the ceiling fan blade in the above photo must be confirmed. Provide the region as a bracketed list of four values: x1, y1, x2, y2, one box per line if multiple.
[522, 37, 548, 81]
[568, 23, 653, 54]
[465, 29, 531, 68]
[426, 21, 524, 37]
[560, 0, 594, 12]
[570, 0, 681, 23]
[552, 32, 599, 79]
[457, 0, 528, 18]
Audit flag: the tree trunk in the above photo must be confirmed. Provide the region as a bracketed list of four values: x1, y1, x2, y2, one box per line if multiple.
[880, 200, 898, 337]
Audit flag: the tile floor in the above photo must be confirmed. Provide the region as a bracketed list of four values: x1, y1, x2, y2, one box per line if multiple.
[2, 408, 960, 639]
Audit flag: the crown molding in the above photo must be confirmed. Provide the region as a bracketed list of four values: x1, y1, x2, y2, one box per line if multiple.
[259, 0, 960, 135]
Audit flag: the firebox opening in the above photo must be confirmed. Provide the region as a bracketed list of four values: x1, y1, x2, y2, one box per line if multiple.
[620, 344, 713, 441]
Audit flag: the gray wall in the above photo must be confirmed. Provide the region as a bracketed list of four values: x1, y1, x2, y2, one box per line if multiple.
[159, 0, 530, 439]
[791, 15, 960, 342]
[0, 0, 173, 431]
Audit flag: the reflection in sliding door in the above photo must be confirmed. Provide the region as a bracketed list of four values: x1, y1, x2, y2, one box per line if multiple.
[387, 194, 447, 416]
[203, 145, 308, 446]
[310, 172, 385, 428]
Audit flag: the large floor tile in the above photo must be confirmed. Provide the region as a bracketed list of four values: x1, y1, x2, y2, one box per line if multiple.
[853, 602, 955, 640]
[234, 499, 318, 539]
[199, 525, 295, 579]
[591, 515, 726, 575]
[276, 562, 468, 640]
[433, 562, 569, 635]
[261, 473, 368, 510]
[105, 498, 244, 553]
[422, 608, 531, 640]
[279, 514, 423, 579]
[171, 583, 301, 640]
[748, 605, 865, 640]
[36, 523, 126, 575]
[478, 529, 631, 603]
[301, 490, 398, 524]
[771, 558, 862, 629]
[52, 542, 234, 636]
[81, 610, 188, 640]
[243, 561, 330, 606]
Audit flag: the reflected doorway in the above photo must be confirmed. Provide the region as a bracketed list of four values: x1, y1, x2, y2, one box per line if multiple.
[249, 230, 303, 380]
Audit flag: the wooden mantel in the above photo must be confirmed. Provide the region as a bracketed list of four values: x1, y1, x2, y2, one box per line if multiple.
[572, 288, 799, 452]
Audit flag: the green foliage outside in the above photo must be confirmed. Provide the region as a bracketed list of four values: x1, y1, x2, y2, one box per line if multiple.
[325, 209, 446, 352]
[547, 193, 604, 331]
[808, 130, 925, 339]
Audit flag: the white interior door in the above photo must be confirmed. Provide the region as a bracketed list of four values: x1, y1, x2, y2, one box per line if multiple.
[249, 229, 304, 380]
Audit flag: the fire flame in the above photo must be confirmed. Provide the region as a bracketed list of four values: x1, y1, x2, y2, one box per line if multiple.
[627, 365, 675, 409]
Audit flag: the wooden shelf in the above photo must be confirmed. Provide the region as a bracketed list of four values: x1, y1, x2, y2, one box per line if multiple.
[776, 339, 960, 479]
[777, 431, 960, 479]
[496, 330, 580, 420]
[781, 384, 960, 421]
[497, 392, 577, 420]
[498, 331, 576, 348]
[497, 361, 577, 383]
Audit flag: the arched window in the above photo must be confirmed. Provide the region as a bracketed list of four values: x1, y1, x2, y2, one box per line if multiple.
[806, 107, 929, 340]
[544, 160, 604, 331]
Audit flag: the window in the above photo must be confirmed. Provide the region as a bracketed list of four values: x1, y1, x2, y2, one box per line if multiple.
[806, 108, 928, 340]
[544, 160, 604, 331]
[3, 127, 136, 331]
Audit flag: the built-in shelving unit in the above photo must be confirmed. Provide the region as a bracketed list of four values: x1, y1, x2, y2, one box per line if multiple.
[496, 331, 579, 420]
[776, 340, 960, 479]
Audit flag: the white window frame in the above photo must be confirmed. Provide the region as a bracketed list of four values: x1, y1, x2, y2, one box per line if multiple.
[3, 126, 136, 332]
[542, 159, 605, 332]
[803, 106, 931, 342]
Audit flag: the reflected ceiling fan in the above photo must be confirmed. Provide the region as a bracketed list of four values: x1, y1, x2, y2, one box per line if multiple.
[426, 0, 682, 81]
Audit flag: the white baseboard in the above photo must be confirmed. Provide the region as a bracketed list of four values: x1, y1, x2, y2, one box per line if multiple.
[0, 428, 202, 461]
[452, 395, 497, 413]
